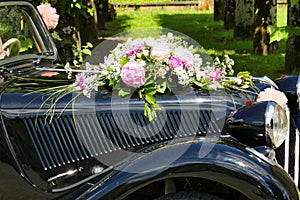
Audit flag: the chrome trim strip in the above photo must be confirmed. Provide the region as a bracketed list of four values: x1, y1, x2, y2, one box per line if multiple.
[284, 106, 290, 173]
[297, 76, 300, 110]
[295, 129, 299, 187]
[252, 76, 279, 89]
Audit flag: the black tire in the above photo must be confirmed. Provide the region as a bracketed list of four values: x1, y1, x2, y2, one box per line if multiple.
[154, 191, 224, 200]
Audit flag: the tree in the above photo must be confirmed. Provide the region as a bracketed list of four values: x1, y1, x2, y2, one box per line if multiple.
[32, 0, 111, 63]
[224, 0, 236, 29]
[285, 0, 300, 73]
[234, 0, 255, 39]
[214, 0, 226, 21]
[253, 0, 277, 56]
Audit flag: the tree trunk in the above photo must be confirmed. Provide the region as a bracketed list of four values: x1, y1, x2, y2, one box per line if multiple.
[286, 35, 300, 72]
[286, 0, 300, 73]
[253, 0, 277, 56]
[288, 0, 300, 26]
[97, 0, 109, 31]
[214, 0, 226, 21]
[234, 0, 255, 39]
[224, 0, 236, 29]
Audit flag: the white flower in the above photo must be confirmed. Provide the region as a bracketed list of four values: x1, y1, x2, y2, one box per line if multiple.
[150, 46, 171, 61]
[173, 67, 190, 85]
[234, 77, 242, 85]
[142, 49, 150, 56]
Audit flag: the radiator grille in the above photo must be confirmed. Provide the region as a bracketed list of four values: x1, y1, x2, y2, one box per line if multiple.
[24, 110, 220, 170]
[276, 126, 300, 187]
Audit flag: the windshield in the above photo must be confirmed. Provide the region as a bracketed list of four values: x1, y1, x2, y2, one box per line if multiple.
[0, 3, 57, 63]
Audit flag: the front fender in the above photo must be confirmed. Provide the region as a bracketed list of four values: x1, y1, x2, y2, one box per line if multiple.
[78, 140, 299, 200]
[275, 76, 299, 128]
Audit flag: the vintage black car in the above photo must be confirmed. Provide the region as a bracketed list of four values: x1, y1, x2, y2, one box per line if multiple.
[0, 1, 300, 200]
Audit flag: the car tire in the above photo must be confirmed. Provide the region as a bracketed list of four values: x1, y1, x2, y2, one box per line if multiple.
[154, 191, 224, 200]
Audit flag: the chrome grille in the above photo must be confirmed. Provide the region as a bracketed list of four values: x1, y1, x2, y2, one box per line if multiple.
[24, 110, 220, 170]
[276, 119, 300, 187]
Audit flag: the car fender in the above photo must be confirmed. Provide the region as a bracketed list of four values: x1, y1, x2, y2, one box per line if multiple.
[77, 140, 299, 200]
[274, 76, 299, 128]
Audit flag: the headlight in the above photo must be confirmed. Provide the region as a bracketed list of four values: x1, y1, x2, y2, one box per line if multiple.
[225, 101, 289, 149]
[265, 102, 289, 148]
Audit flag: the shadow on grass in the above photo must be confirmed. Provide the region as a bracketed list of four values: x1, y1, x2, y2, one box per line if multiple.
[157, 12, 287, 79]
[99, 15, 131, 38]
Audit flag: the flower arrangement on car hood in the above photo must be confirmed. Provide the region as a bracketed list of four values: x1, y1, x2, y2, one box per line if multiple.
[44, 31, 254, 122]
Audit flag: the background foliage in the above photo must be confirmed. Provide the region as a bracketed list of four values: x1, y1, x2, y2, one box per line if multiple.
[30, 0, 298, 79]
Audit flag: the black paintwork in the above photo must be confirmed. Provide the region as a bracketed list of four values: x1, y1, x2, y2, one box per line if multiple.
[275, 76, 300, 128]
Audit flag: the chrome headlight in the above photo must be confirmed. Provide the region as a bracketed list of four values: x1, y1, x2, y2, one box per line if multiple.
[225, 101, 289, 149]
[265, 102, 289, 148]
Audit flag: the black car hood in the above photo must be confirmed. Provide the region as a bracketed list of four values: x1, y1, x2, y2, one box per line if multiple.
[0, 73, 256, 192]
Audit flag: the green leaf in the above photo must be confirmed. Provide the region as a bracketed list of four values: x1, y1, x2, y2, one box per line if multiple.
[271, 28, 288, 43]
[109, 78, 117, 88]
[119, 89, 130, 97]
[144, 103, 158, 123]
[267, 25, 289, 43]
[51, 31, 62, 41]
[87, 8, 94, 16]
[75, 3, 81, 9]
[156, 81, 167, 93]
[145, 93, 156, 105]
[144, 103, 154, 122]
[82, 49, 91, 55]
[138, 88, 143, 99]
[241, 84, 250, 89]
[286, 25, 300, 36]
[145, 87, 156, 96]
[120, 56, 129, 66]
[192, 78, 203, 87]
[84, 42, 93, 48]
[144, 79, 155, 87]
[266, 25, 277, 35]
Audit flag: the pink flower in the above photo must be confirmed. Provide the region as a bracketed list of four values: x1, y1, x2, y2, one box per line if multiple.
[173, 46, 193, 69]
[0, 38, 10, 60]
[280, 74, 287, 79]
[126, 45, 144, 57]
[209, 68, 222, 81]
[37, 3, 59, 30]
[41, 71, 59, 77]
[121, 61, 145, 88]
[169, 56, 183, 69]
[77, 75, 87, 89]
[256, 87, 288, 108]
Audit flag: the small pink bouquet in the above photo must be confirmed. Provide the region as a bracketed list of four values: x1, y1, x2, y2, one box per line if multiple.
[37, 3, 59, 30]
[0, 38, 10, 60]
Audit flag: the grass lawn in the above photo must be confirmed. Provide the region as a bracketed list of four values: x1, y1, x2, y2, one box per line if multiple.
[101, 7, 291, 80]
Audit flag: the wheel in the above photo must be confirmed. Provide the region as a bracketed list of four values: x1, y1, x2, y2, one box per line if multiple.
[154, 191, 224, 200]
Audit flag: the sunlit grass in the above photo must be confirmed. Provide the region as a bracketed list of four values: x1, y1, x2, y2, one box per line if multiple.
[109, 0, 174, 2]
[102, 7, 289, 79]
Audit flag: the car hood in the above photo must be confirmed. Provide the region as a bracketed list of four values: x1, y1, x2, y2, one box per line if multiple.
[0, 72, 256, 192]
